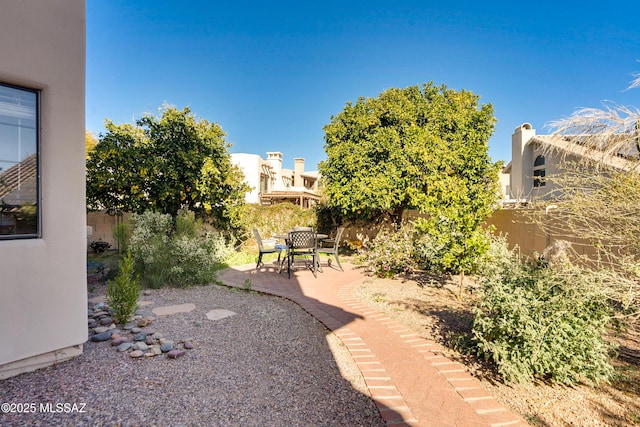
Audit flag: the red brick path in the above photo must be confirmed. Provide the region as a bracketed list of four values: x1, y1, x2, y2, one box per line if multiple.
[218, 263, 527, 427]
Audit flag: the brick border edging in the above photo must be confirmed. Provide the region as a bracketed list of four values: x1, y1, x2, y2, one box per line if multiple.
[337, 281, 527, 427]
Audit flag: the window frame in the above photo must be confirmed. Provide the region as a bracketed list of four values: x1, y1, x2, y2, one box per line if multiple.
[533, 154, 546, 188]
[0, 82, 41, 240]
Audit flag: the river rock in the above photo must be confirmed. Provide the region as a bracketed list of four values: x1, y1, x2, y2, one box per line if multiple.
[134, 342, 149, 352]
[183, 341, 194, 350]
[133, 333, 146, 341]
[123, 322, 136, 330]
[166, 349, 185, 359]
[111, 336, 129, 346]
[129, 350, 144, 358]
[116, 342, 132, 352]
[91, 331, 112, 342]
[160, 342, 173, 353]
[137, 316, 154, 327]
[93, 326, 109, 334]
[99, 317, 113, 325]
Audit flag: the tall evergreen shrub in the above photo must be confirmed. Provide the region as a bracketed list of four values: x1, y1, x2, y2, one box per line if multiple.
[107, 251, 140, 324]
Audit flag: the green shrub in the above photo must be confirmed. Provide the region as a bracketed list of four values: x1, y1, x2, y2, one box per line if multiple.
[472, 239, 615, 384]
[237, 203, 317, 247]
[413, 216, 491, 276]
[112, 221, 131, 253]
[356, 225, 416, 278]
[129, 210, 231, 288]
[106, 251, 140, 324]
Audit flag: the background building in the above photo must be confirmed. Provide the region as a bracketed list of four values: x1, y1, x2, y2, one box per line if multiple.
[231, 151, 320, 208]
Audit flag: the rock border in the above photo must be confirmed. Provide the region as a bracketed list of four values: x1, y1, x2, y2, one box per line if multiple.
[87, 301, 193, 359]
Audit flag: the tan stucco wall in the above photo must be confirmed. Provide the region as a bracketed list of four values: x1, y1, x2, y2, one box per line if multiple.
[0, 0, 87, 378]
[87, 211, 131, 251]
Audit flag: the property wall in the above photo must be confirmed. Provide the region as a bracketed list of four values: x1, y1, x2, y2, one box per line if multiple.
[0, 0, 87, 378]
[87, 212, 131, 251]
[486, 208, 599, 259]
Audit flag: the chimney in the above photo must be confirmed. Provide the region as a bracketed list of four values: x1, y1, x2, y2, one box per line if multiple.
[294, 158, 304, 188]
[266, 152, 283, 174]
[511, 123, 536, 198]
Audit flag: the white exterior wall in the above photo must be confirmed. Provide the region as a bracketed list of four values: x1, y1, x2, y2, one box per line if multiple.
[0, 0, 87, 378]
[231, 153, 263, 203]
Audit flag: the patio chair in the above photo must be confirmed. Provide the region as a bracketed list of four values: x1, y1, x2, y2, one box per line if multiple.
[317, 227, 345, 271]
[286, 230, 319, 279]
[253, 228, 283, 270]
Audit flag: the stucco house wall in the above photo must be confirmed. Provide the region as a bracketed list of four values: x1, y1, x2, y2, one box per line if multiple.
[0, 0, 87, 379]
[231, 153, 265, 203]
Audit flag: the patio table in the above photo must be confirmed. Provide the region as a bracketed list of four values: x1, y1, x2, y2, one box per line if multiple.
[274, 232, 328, 276]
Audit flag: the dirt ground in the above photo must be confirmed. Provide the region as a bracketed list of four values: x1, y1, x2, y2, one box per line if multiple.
[353, 274, 640, 426]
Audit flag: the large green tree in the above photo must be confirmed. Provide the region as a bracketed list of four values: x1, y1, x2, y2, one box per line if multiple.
[87, 106, 249, 229]
[320, 83, 501, 279]
[320, 83, 500, 224]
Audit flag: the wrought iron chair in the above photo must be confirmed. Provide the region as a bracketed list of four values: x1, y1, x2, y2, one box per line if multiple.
[286, 230, 319, 279]
[252, 228, 283, 270]
[317, 227, 345, 271]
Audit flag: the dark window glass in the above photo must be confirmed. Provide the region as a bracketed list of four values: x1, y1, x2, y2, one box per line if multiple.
[534, 155, 545, 167]
[533, 168, 546, 187]
[0, 84, 39, 238]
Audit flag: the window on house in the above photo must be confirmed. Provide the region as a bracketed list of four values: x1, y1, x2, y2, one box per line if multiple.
[0, 84, 39, 238]
[259, 173, 269, 193]
[533, 154, 546, 187]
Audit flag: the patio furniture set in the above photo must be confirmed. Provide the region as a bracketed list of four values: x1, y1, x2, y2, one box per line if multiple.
[253, 227, 345, 278]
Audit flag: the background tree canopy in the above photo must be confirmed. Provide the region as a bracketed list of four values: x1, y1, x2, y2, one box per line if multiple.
[319, 83, 500, 223]
[86, 106, 249, 229]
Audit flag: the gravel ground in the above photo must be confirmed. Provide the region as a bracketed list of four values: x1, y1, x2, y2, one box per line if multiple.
[0, 284, 384, 427]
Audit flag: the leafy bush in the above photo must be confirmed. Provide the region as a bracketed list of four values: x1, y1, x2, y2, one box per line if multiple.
[356, 225, 416, 278]
[472, 238, 615, 384]
[129, 210, 231, 288]
[237, 203, 317, 247]
[106, 251, 140, 324]
[413, 216, 491, 276]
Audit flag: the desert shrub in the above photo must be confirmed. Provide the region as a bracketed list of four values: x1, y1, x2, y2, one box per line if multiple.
[356, 225, 416, 278]
[129, 210, 231, 288]
[237, 203, 317, 247]
[475, 233, 517, 280]
[472, 239, 615, 384]
[106, 251, 140, 324]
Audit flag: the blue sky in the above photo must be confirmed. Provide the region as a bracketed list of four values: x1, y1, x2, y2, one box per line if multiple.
[86, 1, 640, 170]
